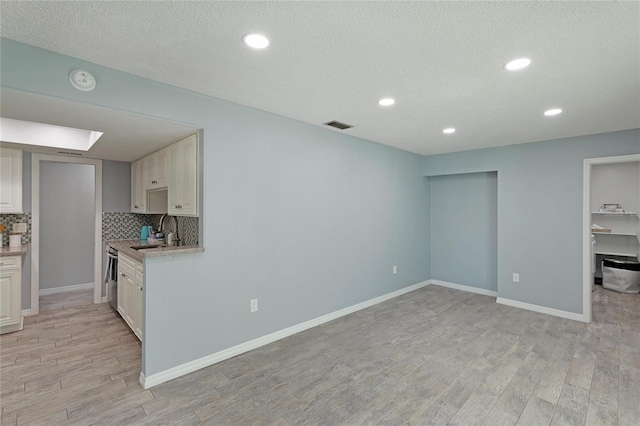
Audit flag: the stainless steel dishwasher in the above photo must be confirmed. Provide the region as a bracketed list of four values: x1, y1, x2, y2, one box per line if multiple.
[105, 246, 120, 314]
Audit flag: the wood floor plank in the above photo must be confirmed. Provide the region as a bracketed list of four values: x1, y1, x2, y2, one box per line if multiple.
[516, 396, 555, 426]
[549, 383, 589, 426]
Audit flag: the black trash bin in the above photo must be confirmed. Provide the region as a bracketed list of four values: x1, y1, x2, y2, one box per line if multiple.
[602, 258, 640, 294]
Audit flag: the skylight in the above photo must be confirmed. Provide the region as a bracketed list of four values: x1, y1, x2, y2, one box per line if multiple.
[0, 118, 103, 151]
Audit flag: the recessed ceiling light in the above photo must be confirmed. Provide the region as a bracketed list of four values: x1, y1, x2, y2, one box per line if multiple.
[243, 33, 269, 49]
[443, 128, 456, 134]
[544, 108, 562, 116]
[378, 98, 395, 106]
[504, 58, 531, 71]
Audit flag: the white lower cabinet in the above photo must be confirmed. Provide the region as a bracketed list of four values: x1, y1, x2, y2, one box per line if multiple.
[117, 253, 143, 341]
[0, 255, 23, 334]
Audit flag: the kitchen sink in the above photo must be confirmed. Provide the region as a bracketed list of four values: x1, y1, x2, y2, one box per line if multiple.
[129, 244, 164, 251]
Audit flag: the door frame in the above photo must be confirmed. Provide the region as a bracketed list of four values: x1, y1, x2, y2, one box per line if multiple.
[31, 154, 103, 314]
[582, 153, 640, 324]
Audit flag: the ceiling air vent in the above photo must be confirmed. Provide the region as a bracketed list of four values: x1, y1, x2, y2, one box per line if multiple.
[324, 120, 353, 130]
[57, 151, 83, 156]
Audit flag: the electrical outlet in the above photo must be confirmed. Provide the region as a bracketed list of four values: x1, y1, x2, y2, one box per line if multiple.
[512, 273, 520, 283]
[250, 299, 258, 313]
[12, 223, 27, 233]
[393, 265, 398, 274]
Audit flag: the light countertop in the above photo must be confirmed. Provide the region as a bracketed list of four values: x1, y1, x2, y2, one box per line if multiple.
[106, 239, 204, 263]
[0, 245, 28, 257]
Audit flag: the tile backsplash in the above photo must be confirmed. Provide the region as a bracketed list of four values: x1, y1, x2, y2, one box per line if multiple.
[1, 212, 199, 247]
[158, 215, 199, 246]
[102, 212, 156, 241]
[0, 213, 31, 246]
[102, 212, 199, 245]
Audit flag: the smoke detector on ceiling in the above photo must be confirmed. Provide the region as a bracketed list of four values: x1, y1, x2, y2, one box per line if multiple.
[69, 69, 96, 91]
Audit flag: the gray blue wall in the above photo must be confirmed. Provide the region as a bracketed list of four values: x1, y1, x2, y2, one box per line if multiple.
[424, 129, 640, 314]
[430, 172, 497, 292]
[39, 161, 95, 290]
[0, 39, 431, 377]
[102, 160, 131, 212]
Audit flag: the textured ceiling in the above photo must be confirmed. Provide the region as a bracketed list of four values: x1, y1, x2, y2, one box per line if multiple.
[1, 1, 639, 156]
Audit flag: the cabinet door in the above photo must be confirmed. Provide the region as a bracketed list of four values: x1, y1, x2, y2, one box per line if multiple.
[143, 155, 155, 190]
[168, 134, 198, 216]
[145, 149, 168, 189]
[0, 147, 23, 213]
[180, 135, 198, 216]
[0, 269, 22, 333]
[167, 143, 182, 215]
[117, 264, 127, 318]
[131, 159, 147, 213]
[118, 264, 135, 330]
[133, 276, 143, 340]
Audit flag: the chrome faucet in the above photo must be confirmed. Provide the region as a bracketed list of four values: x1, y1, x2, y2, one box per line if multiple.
[158, 214, 180, 246]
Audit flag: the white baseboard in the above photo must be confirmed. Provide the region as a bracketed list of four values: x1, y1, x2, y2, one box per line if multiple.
[21, 309, 32, 317]
[140, 280, 430, 389]
[101, 296, 108, 303]
[496, 297, 586, 323]
[39, 282, 94, 296]
[429, 279, 498, 297]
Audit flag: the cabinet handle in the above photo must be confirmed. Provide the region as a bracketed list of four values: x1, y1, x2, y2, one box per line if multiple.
[134, 205, 139, 209]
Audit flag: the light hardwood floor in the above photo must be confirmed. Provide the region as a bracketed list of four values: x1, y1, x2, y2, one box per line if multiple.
[1, 285, 639, 425]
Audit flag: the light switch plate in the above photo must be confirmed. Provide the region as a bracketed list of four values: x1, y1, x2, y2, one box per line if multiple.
[12, 223, 27, 233]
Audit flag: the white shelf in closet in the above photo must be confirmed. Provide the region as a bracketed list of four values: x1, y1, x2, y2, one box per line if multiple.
[595, 250, 638, 257]
[593, 232, 638, 236]
[591, 211, 639, 217]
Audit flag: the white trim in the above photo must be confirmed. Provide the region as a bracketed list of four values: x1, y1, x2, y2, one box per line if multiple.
[39, 282, 94, 296]
[497, 297, 586, 322]
[429, 279, 497, 297]
[140, 280, 429, 389]
[31, 154, 103, 315]
[21, 309, 32, 317]
[582, 154, 640, 325]
[101, 296, 108, 303]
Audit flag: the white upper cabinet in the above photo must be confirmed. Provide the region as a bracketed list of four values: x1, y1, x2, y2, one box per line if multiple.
[168, 133, 199, 216]
[145, 148, 169, 190]
[130, 133, 199, 217]
[0, 147, 23, 213]
[131, 159, 147, 213]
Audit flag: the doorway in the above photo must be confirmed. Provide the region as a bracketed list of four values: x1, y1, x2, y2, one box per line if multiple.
[583, 153, 640, 323]
[31, 154, 102, 315]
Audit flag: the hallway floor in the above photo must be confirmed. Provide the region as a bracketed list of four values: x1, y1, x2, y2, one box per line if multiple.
[1, 285, 638, 425]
